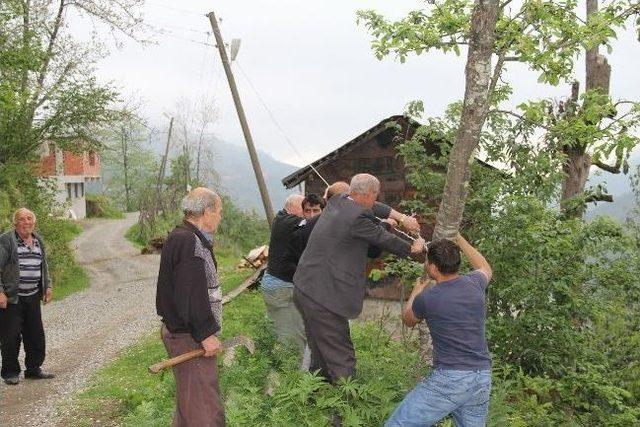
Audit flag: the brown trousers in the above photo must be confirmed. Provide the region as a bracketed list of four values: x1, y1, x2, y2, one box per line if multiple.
[161, 325, 225, 427]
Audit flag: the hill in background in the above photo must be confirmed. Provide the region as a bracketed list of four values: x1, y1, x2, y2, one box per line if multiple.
[102, 130, 638, 221]
[211, 141, 299, 212]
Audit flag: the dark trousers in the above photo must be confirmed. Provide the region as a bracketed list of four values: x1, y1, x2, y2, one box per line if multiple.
[161, 325, 225, 427]
[293, 288, 355, 384]
[0, 293, 46, 379]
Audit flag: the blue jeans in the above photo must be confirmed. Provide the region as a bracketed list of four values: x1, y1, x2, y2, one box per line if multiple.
[385, 369, 491, 427]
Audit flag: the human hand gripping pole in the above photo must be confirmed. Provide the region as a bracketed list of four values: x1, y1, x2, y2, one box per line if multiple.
[148, 335, 255, 374]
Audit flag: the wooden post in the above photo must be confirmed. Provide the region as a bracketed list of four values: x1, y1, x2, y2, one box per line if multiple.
[155, 116, 174, 213]
[207, 11, 275, 227]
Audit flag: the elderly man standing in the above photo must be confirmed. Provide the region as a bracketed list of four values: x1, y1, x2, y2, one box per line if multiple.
[0, 208, 54, 385]
[156, 187, 225, 427]
[293, 173, 425, 384]
[261, 194, 306, 351]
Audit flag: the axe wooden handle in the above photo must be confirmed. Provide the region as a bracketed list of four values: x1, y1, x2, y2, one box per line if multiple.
[148, 349, 205, 374]
[148, 335, 254, 374]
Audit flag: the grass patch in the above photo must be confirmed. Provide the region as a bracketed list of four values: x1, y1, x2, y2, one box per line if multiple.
[39, 219, 90, 301]
[125, 211, 181, 249]
[124, 222, 145, 249]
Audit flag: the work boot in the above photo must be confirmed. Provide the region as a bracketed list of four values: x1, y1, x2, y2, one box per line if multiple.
[4, 376, 19, 385]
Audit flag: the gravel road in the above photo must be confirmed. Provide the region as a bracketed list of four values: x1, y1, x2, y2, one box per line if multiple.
[0, 213, 161, 426]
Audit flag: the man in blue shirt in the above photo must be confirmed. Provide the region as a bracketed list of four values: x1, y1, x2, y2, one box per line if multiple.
[386, 234, 493, 427]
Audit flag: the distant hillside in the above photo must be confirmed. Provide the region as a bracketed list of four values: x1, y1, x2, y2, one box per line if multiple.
[102, 133, 300, 216]
[210, 141, 299, 213]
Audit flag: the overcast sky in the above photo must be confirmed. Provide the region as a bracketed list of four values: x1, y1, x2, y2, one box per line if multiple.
[75, 0, 640, 167]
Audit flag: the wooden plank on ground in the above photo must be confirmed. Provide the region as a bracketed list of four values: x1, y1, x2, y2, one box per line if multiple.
[222, 265, 265, 305]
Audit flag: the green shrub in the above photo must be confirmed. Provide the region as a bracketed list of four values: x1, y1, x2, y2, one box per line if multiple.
[85, 193, 124, 219]
[126, 196, 269, 256]
[125, 210, 181, 248]
[37, 218, 90, 300]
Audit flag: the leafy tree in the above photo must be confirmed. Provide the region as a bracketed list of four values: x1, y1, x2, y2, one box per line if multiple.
[358, 0, 640, 231]
[0, 0, 146, 167]
[171, 96, 220, 187]
[102, 110, 158, 212]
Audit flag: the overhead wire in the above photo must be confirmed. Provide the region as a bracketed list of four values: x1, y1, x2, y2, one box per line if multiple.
[157, 30, 215, 47]
[145, 1, 206, 17]
[233, 60, 329, 187]
[232, 60, 422, 243]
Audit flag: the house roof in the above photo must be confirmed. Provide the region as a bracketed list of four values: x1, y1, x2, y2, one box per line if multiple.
[282, 115, 418, 189]
[281, 115, 496, 189]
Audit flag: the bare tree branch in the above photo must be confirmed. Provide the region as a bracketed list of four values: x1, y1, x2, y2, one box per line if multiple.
[488, 109, 555, 131]
[584, 192, 614, 203]
[488, 50, 507, 97]
[592, 157, 622, 174]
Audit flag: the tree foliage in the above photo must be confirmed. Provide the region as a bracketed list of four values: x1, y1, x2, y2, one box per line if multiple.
[389, 116, 640, 422]
[0, 0, 146, 166]
[101, 109, 158, 212]
[358, 0, 640, 220]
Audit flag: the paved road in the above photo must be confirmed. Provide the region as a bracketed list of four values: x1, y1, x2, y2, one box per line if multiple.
[0, 213, 161, 426]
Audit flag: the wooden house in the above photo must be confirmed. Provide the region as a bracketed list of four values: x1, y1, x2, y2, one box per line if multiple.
[281, 115, 492, 299]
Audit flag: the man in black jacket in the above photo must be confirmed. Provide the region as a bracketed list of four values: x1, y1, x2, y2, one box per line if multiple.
[156, 187, 224, 427]
[293, 174, 425, 384]
[261, 194, 306, 351]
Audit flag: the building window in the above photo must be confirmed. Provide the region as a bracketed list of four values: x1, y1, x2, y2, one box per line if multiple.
[74, 183, 79, 198]
[80, 182, 85, 197]
[66, 183, 72, 200]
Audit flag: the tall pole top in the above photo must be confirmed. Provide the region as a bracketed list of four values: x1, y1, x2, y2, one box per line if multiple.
[206, 10, 276, 227]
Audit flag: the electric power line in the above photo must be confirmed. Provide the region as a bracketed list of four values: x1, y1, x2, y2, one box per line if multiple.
[145, 1, 205, 17]
[233, 60, 329, 187]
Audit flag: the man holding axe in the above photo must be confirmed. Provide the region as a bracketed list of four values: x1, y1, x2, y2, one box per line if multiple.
[156, 187, 225, 427]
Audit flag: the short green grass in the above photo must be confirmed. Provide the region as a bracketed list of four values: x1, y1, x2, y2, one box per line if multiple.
[86, 194, 125, 219]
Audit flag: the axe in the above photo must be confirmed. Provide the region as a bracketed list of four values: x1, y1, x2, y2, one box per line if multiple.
[148, 335, 255, 374]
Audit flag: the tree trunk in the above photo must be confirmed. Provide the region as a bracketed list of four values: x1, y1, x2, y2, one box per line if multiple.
[431, 0, 500, 242]
[121, 126, 131, 212]
[560, 146, 592, 215]
[419, 0, 500, 365]
[559, 0, 612, 218]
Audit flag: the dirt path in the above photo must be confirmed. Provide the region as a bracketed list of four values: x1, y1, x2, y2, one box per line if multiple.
[0, 213, 161, 426]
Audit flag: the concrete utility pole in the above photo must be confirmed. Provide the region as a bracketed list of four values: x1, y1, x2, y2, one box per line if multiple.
[155, 116, 174, 212]
[207, 10, 275, 226]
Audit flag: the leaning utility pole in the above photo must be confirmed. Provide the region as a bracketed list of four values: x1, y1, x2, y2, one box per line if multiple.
[207, 10, 275, 226]
[155, 116, 174, 213]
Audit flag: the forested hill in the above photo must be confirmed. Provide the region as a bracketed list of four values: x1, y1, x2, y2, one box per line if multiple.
[212, 141, 298, 212]
[143, 131, 299, 213]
